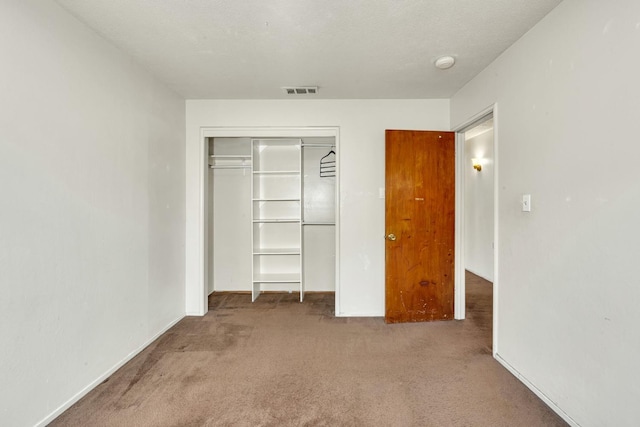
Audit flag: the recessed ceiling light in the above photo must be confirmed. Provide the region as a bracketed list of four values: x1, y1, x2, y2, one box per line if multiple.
[434, 56, 456, 70]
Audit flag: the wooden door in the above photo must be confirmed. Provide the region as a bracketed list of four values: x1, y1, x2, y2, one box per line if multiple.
[385, 130, 455, 323]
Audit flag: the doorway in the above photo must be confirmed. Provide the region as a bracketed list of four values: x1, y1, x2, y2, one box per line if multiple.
[454, 107, 497, 355]
[464, 117, 494, 283]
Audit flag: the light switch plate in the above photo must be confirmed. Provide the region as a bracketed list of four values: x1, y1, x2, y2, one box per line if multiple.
[522, 194, 531, 212]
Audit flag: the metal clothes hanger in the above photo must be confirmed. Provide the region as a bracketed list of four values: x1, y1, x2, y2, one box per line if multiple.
[319, 148, 336, 177]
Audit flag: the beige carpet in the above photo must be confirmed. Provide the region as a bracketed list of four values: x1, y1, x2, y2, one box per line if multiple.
[51, 272, 567, 426]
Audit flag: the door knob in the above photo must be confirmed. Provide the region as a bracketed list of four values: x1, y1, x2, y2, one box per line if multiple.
[387, 233, 397, 241]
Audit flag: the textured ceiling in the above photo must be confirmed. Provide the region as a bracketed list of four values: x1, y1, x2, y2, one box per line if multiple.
[55, 0, 562, 99]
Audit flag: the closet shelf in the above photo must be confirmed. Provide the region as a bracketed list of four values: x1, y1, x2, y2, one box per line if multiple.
[209, 152, 252, 170]
[253, 273, 301, 283]
[253, 198, 301, 202]
[252, 219, 300, 223]
[302, 222, 336, 226]
[253, 139, 301, 148]
[209, 165, 251, 169]
[253, 170, 300, 175]
[253, 248, 300, 255]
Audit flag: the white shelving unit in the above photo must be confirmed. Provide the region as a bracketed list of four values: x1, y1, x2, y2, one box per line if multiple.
[251, 139, 303, 301]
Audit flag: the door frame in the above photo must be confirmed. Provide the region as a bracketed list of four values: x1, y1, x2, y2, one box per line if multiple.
[196, 126, 341, 315]
[453, 104, 498, 356]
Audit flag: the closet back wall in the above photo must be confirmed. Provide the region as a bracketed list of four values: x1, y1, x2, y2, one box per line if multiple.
[302, 140, 336, 292]
[186, 100, 450, 316]
[208, 137, 252, 293]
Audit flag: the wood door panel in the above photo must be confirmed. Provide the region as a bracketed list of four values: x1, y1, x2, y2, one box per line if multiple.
[385, 130, 455, 323]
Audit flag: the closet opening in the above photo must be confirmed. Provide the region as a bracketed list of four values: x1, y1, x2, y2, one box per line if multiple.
[202, 128, 339, 314]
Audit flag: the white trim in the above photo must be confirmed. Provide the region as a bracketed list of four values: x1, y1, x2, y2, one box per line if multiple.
[452, 104, 496, 336]
[197, 127, 341, 316]
[454, 132, 465, 319]
[492, 106, 499, 357]
[334, 130, 341, 316]
[201, 127, 339, 139]
[199, 127, 208, 314]
[298, 139, 304, 302]
[35, 315, 185, 427]
[335, 311, 379, 317]
[495, 353, 580, 427]
[454, 104, 495, 131]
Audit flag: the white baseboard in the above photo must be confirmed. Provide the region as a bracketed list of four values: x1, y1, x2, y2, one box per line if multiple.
[335, 311, 383, 317]
[35, 314, 185, 427]
[494, 353, 580, 427]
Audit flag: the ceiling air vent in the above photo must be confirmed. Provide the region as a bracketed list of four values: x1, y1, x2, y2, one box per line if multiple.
[283, 86, 318, 95]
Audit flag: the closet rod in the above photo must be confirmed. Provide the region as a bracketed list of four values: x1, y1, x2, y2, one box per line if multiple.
[209, 154, 251, 158]
[301, 143, 335, 148]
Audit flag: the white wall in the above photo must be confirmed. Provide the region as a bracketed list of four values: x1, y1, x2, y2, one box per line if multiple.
[451, 0, 640, 425]
[464, 128, 494, 281]
[0, 1, 186, 425]
[186, 100, 449, 315]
